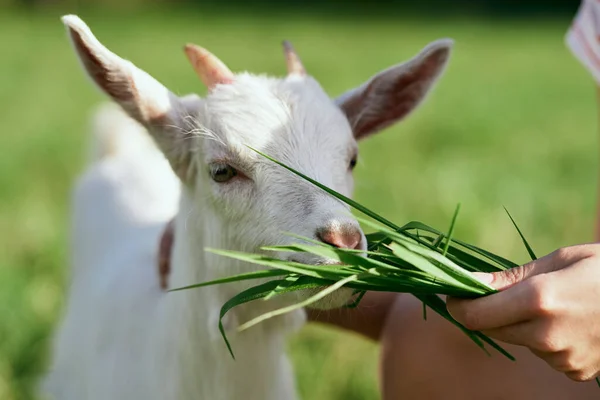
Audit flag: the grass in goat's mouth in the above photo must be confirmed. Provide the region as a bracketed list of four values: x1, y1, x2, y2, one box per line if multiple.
[171, 148, 534, 363]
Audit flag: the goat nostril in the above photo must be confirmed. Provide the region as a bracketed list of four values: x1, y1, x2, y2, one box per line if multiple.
[316, 227, 362, 250]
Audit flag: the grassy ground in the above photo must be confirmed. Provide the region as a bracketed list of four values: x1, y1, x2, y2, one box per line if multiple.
[0, 7, 596, 400]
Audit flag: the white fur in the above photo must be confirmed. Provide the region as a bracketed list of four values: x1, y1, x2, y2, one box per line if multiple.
[44, 15, 452, 400]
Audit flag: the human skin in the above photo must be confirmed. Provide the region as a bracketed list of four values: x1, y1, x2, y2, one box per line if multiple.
[447, 245, 600, 383]
[309, 287, 599, 399]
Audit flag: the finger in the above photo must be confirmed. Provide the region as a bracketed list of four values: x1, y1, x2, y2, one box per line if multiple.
[479, 320, 567, 355]
[565, 369, 600, 382]
[447, 278, 544, 330]
[528, 349, 575, 375]
[488, 248, 586, 290]
[529, 350, 597, 381]
[467, 259, 548, 292]
[449, 246, 599, 331]
[469, 253, 600, 330]
[479, 321, 536, 347]
[533, 349, 589, 377]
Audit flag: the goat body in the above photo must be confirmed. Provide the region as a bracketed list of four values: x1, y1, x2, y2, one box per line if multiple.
[45, 104, 302, 399]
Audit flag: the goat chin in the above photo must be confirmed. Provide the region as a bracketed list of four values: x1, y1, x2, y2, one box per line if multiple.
[293, 287, 356, 310]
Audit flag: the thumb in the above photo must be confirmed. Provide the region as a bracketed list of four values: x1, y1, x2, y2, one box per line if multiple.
[471, 251, 567, 291]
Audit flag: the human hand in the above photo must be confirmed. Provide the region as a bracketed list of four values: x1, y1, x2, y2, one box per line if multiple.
[447, 244, 600, 381]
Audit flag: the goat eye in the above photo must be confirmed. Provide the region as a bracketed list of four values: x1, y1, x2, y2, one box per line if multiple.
[349, 156, 358, 170]
[209, 163, 237, 183]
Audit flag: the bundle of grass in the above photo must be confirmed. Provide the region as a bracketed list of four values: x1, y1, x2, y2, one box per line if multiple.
[172, 149, 536, 362]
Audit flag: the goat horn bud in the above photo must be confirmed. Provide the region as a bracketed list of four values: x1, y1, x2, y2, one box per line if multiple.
[282, 40, 306, 76]
[184, 44, 234, 90]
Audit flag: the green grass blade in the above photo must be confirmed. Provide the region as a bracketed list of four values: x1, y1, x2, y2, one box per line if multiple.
[344, 290, 367, 309]
[475, 331, 517, 361]
[264, 275, 300, 300]
[262, 243, 403, 273]
[388, 242, 489, 295]
[218, 277, 329, 358]
[358, 219, 496, 294]
[415, 294, 515, 361]
[400, 221, 517, 269]
[504, 207, 538, 260]
[415, 293, 485, 351]
[237, 274, 360, 332]
[207, 248, 354, 279]
[443, 203, 461, 256]
[217, 279, 285, 358]
[365, 231, 393, 245]
[418, 235, 507, 273]
[398, 240, 496, 294]
[169, 269, 290, 292]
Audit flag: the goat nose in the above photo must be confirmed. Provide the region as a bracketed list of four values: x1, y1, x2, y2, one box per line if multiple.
[316, 224, 362, 249]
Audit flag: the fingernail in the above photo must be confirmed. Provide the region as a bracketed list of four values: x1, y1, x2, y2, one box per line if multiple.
[472, 272, 494, 285]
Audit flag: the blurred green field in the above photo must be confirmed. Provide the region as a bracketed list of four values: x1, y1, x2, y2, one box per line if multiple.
[0, 7, 597, 400]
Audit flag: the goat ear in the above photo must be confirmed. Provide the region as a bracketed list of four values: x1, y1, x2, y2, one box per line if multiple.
[335, 39, 452, 140]
[61, 15, 200, 181]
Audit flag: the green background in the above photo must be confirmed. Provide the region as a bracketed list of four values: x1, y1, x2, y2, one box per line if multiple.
[0, 3, 596, 399]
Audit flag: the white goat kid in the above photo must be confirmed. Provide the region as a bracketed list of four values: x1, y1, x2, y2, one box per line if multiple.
[44, 14, 452, 400]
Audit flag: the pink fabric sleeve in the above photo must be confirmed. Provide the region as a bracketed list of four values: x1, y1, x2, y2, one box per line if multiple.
[566, 0, 600, 84]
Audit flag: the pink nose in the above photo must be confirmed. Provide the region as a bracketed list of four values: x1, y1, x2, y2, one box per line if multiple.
[316, 223, 362, 249]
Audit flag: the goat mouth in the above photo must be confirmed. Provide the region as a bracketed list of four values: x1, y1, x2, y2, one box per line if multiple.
[287, 257, 342, 267]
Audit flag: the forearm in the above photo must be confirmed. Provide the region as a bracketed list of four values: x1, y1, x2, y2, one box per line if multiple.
[595, 85, 600, 242]
[306, 291, 398, 341]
